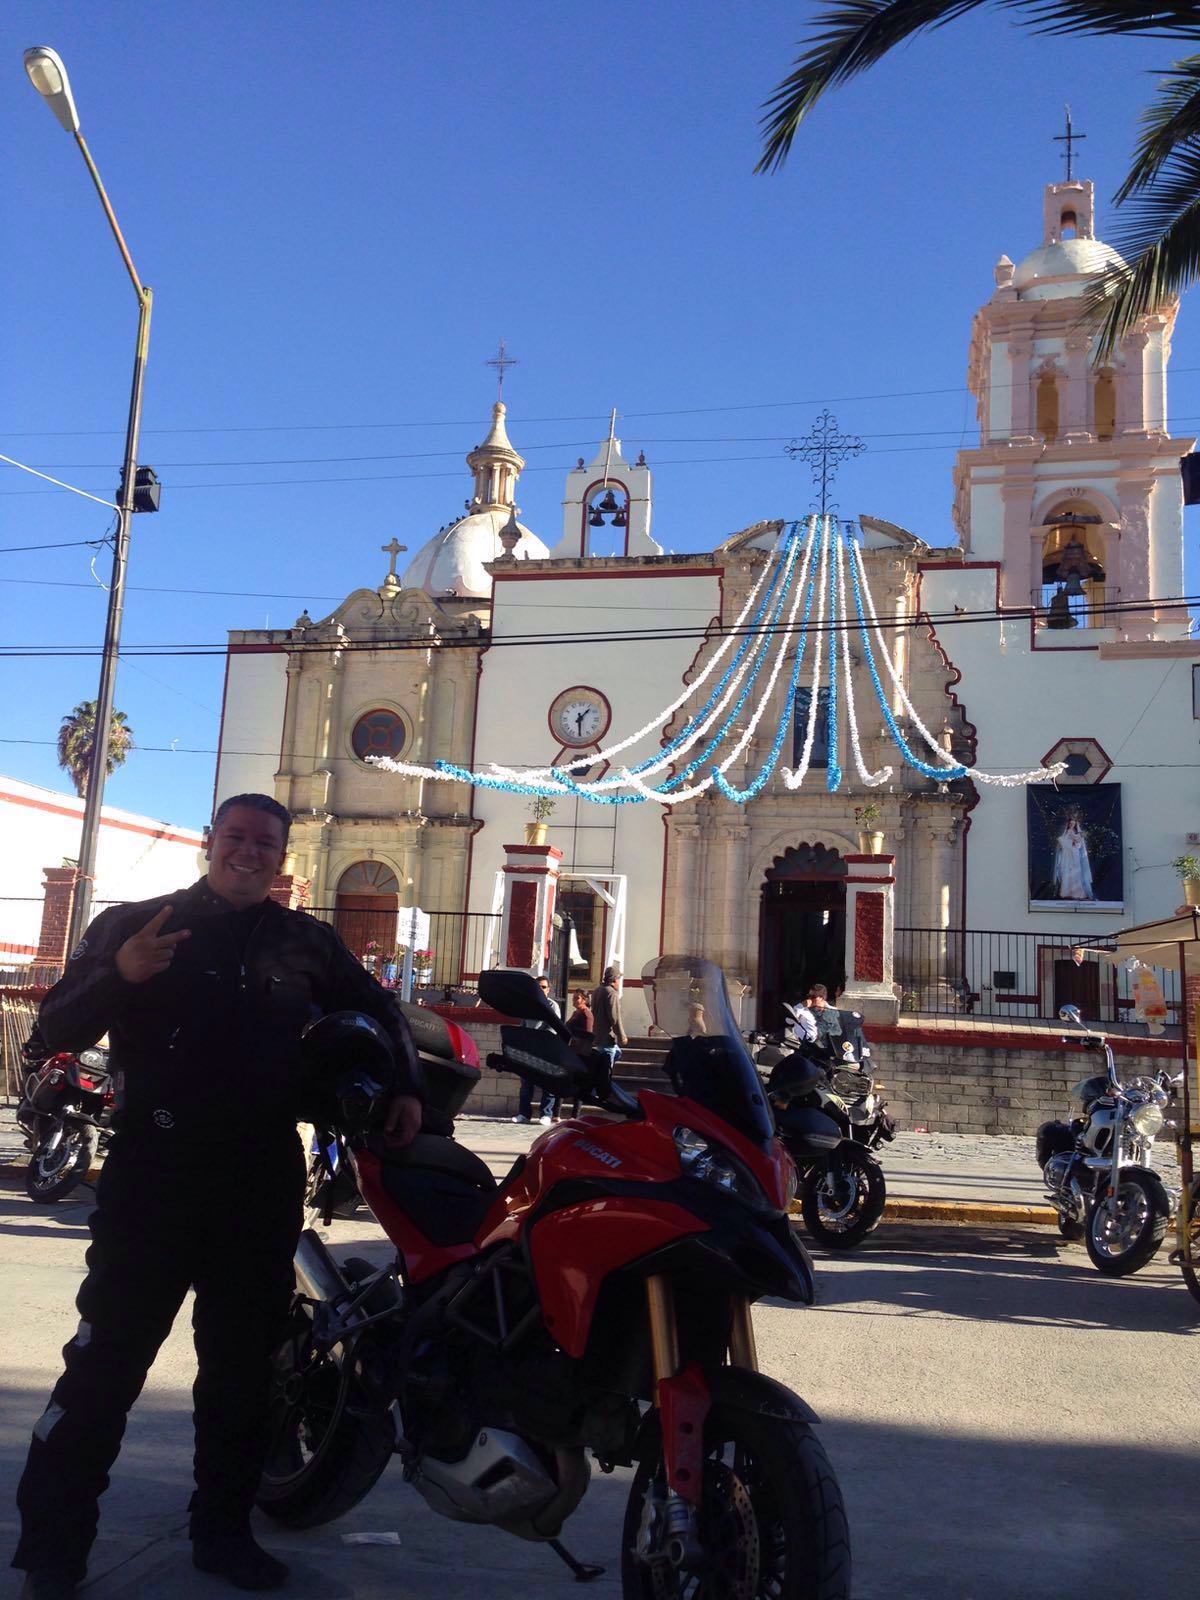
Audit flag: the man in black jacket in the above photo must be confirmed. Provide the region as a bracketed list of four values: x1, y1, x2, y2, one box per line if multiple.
[12, 794, 423, 1599]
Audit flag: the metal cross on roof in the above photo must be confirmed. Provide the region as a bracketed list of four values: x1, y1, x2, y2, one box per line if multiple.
[784, 410, 865, 516]
[1054, 105, 1086, 181]
[485, 338, 519, 401]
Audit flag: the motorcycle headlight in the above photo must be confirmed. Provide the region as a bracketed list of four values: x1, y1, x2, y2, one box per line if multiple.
[1130, 1101, 1164, 1139]
[673, 1126, 768, 1210]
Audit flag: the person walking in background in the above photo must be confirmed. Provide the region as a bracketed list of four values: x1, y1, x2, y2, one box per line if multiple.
[591, 966, 628, 1070]
[565, 989, 594, 1057]
[512, 974, 561, 1125]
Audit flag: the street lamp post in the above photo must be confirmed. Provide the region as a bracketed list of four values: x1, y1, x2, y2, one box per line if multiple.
[24, 47, 155, 953]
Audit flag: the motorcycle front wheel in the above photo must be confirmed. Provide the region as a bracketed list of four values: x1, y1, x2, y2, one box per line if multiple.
[256, 1264, 396, 1527]
[621, 1400, 850, 1599]
[1085, 1168, 1169, 1276]
[25, 1125, 97, 1203]
[800, 1144, 886, 1250]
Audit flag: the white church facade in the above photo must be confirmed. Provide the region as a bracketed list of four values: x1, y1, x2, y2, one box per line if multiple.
[213, 175, 1198, 1035]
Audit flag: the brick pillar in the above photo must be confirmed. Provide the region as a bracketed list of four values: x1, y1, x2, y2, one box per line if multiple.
[35, 866, 79, 967]
[269, 873, 311, 910]
[497, 843, 562, 974]
[841, 853, 899, 1024]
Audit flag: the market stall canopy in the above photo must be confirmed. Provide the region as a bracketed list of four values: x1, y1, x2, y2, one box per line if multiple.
[1096, 910, 1200, 972]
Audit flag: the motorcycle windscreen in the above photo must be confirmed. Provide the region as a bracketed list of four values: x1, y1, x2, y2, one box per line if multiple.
[641, 954, 774, 1149]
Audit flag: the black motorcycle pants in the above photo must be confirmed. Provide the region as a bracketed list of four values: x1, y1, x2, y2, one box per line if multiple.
[13, 1131, 305, 1580]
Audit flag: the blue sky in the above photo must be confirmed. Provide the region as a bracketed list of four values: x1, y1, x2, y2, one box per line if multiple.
[3, 2, 1197, 829]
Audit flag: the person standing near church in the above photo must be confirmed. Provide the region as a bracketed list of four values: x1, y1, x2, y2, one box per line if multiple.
[512, 974, 561, 1124]
[591, 966, 628, 1068]
[12, 794, 423, 1600]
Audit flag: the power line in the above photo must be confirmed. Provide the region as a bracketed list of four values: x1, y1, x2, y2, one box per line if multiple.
[0, 538, 108, 554]
[20, 414, 1200, 473]
[4, 365, 1200, 439]
[2, 733, 1197, 768]
[0, 592, 1195, 659]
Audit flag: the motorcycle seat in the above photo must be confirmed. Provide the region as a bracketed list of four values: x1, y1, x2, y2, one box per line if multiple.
[367, 1133, 499, 1246]
[370, 1131, 497, 1188]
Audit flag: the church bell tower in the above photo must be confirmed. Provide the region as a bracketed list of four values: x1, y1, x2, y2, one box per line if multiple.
[953, 173, 1192, 642]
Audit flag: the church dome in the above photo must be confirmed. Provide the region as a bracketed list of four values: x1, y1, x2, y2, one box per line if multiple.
[405, 511, 548, 599]
[1013, 236, 1125, 300]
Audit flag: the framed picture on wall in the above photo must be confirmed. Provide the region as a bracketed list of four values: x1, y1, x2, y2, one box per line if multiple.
[1027, 784, 1123, 913]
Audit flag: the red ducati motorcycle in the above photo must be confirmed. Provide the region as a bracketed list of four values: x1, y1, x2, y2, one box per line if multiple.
[17, 1037, 115, 1202]
[259, 956, 850, 1599]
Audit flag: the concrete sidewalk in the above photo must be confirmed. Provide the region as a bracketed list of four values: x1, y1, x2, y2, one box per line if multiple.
[6, 1103, 1178, 1225]
[5, 1099, 1185, 1231]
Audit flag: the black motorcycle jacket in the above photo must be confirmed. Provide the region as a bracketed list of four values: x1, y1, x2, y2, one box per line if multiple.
[37, 879, 423, 1148]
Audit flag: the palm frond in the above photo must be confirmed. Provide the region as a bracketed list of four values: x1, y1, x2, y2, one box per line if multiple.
[1116, 55, 1200, 200]
[1021, 2, 1200, 40]
[758, 1, 1200, 173]
[756, 1, 985, 174]
[1080, 144, 1200, 357]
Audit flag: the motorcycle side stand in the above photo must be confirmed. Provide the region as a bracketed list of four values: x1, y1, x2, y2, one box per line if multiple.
[547, 1538, 604, 1582]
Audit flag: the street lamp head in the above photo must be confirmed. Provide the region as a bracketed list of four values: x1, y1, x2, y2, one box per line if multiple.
[23, 47, 80, 134]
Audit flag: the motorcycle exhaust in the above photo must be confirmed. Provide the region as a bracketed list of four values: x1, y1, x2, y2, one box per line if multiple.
[294, 1226, 351, 1305]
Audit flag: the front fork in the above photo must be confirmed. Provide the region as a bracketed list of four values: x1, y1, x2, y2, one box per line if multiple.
[640, 1276, 758, 1565]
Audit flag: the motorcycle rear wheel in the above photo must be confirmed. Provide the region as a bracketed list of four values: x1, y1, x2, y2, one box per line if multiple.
[256, 1263, 395, 1528]
[799, 1145, 885, 1251]
[25, 1126, 97, 1203]
[621, 1401, 850, 1599]
[1085, 1168, 1169, 1276]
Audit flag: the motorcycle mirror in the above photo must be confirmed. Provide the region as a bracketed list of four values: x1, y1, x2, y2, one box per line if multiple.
[479, 969, 568, 1034]
[1058, 1005, 1082, 1027]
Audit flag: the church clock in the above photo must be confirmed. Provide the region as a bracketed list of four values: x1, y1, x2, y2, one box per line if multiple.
[549, 686, 610, 748]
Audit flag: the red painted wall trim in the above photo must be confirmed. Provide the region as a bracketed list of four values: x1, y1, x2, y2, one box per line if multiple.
[0, 788, 202, 848]
[491, 566, 723, 583]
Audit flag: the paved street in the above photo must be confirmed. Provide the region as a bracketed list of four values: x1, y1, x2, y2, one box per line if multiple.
[0, 1114, 1196, 1599]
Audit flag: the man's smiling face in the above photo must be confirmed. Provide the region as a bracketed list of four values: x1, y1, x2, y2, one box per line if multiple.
[205, 805, 288, 909]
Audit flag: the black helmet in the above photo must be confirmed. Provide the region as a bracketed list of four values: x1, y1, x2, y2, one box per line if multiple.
[296, 1011, 396, 1131]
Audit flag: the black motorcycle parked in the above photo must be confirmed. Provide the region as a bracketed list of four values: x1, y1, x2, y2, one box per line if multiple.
[751, 1008, 894, 1249]
[17, 1036, 114, 1202]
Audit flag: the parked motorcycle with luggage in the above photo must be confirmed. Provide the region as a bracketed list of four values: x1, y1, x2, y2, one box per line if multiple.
[1036, 1005, 1175, 1275]
[16, 1033, 115, 1202]
[750, 1004, 893, 1249]
[260, 955, 851, 1598]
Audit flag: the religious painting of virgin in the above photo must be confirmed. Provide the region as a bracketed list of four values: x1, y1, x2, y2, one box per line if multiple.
[1027, 784, 1123, 913]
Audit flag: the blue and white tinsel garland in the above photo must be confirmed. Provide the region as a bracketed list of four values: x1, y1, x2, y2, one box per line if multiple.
[369, 514, 1063, 804]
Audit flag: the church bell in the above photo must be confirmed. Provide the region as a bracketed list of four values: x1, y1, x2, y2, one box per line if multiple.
[597, 489, 620, 515]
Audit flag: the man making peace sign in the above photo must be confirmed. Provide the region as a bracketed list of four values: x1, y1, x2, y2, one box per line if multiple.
[13, 794, 423, 1599]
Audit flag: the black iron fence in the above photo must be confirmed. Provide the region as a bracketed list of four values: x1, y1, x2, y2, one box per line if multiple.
[304, 906, 500, 999]
[895, 926, 1182, 1028]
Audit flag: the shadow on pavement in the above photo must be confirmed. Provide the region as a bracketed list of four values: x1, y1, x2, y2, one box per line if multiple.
[801, 1224, 1200, 1336]
[0, 1376, 1196, 1599]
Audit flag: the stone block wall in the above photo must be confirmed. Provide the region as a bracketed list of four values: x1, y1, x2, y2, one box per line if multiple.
[877, 1041, 1176, 1135]
[442, 1009, 1184, 1136]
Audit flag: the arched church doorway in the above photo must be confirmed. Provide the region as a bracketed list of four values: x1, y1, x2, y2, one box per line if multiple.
[758, 844, 847, 1028]
[334, 860, 399, 959]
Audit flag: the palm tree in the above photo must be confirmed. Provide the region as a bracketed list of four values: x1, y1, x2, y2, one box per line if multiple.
[57, 701, 134, 799]
[757, 3, 1200, 356]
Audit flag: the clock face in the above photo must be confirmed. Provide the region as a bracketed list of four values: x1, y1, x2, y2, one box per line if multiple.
[550, 687, 610, 748]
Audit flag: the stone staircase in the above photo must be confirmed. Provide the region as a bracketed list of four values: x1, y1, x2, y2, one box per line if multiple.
[613, 1035, 675, 1096]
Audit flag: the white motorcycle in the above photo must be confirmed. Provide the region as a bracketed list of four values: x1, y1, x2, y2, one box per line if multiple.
[1036, 1006, 1174, 1276]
